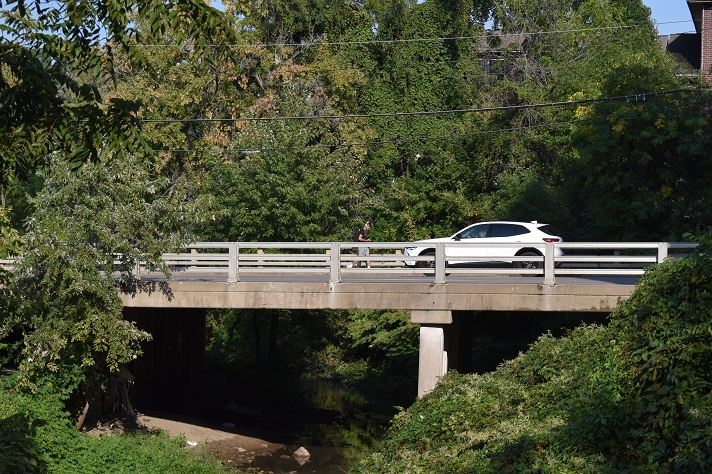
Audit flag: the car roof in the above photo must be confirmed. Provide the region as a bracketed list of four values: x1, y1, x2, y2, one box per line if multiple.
[468, 221, 549, 226]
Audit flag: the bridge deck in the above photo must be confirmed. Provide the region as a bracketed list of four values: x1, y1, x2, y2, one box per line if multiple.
[121, 273, 638, 312]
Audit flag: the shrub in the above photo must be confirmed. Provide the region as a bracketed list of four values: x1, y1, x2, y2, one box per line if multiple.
[0, 374, 235, 473]
[353, 235, 712, 473]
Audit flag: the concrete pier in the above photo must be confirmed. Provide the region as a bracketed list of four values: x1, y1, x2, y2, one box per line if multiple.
[411, 310, 475, 397]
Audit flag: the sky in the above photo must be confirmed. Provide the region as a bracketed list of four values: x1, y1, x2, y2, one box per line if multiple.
[642, 0, 696, 35]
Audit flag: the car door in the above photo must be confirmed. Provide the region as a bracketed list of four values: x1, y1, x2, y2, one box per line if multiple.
[448, 223, 491, 265]
[488, 223, 530, 261]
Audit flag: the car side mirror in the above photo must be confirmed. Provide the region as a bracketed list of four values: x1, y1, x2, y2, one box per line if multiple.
[454, 234, 461, 241]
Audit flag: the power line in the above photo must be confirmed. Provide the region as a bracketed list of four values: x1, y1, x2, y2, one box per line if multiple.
[653, 19, 697, 34]
[149, 98, 712, 154]
[112, 20, 703, 94]
[138, 87, 706, 124]
[132, 23, 658, 49]
[119, 29, 653, 80]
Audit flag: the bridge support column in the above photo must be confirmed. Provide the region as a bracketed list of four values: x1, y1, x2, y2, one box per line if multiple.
[417, 324, 447, 397]
[412, 310, 472, 397]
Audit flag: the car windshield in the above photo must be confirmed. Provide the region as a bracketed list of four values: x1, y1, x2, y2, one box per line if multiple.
[458, 224, 489, 239]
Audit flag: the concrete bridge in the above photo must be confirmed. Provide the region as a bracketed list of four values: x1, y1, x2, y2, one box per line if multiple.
[120, 241, 695, 396]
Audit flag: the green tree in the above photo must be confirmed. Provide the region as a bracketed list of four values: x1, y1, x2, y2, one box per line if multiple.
[467, 0, 694, 238]
[200, 60, 370, 242]
[0, 0, 238, 174]
[354, 0, 492, 239]
[105, 14, 266, 174]
[229, 0, 372, 44]
[1, 154, 205, 405]
[565, 75, 712, 241]
[0, 0, 243, 420]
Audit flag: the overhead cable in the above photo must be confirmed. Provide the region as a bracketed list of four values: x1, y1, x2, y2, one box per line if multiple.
[132, 22, 673, 48]
[149, 98, 712, 154]
[138, 87, 708, 124]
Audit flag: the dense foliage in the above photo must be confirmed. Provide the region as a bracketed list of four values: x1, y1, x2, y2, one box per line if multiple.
[354, 235, 712, 473]
[0, 0, 237, 176]
[0, 373, 234, 474]
[0, 154, 206, 430]
[205, 308, 418, 402]
[99, 0, 712, 244]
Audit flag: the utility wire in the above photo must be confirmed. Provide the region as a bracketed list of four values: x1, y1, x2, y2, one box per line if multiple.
[120, 30, 655, 79]
[132, 21, 690, 49]
[149, 98, 712, 154]
[112, 20, 703, 94]
[138, 87, 708, 124]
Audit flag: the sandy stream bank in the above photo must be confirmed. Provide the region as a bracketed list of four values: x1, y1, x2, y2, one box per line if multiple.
[89, 412, 286, 468]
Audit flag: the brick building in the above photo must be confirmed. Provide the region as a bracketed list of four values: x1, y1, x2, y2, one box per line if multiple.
[659, 0, 712, 82]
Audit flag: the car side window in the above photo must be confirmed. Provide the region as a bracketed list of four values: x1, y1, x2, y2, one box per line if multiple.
[491, 224, 528, 237]
[459, 224, 489, 239]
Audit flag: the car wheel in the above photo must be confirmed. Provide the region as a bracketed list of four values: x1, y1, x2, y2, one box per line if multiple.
[415, 251, 436, 269]
[515, 251, 543, 270]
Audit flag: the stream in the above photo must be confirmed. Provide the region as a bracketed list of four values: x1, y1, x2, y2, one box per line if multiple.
[156, 375, 409, 473]
[245, 379, 398, 473]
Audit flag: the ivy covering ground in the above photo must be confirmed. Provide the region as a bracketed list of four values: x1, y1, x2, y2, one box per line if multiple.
[354, 236, 711, 473]
[0, 373, 237, 474]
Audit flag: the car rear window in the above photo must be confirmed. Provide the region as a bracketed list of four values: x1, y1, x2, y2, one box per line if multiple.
[538, 226, 556, 236]
[491, 224, 528, 237]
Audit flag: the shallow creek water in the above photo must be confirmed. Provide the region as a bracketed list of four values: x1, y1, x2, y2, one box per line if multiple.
[201, 378, 404, 473]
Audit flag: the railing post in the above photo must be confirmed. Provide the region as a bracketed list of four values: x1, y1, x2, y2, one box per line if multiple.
[544, 241, 555, 286]
[435, 242, 446, 284]
[657, 242, 668, 264]
[227, 242, 239, 283]
[329, 242, 341, 283]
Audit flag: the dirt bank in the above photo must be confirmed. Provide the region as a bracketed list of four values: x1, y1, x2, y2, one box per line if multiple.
[89, 412, 285, 467]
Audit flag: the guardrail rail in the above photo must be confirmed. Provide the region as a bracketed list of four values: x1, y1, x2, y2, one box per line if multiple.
[140, 241, 699, 285]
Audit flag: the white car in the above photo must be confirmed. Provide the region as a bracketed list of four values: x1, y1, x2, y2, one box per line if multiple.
[404, 221, 564, 269]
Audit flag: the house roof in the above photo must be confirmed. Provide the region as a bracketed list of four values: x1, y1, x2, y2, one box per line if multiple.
[688, 0, 712, 34]
[659, 33, 701, 71]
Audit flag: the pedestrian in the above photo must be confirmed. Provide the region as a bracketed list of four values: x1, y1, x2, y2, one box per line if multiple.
[351, 221, 372, 268]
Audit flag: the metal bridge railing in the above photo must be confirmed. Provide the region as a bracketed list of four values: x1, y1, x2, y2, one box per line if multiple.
[149, 241, 699, 285]
[1, 242, 697, 285]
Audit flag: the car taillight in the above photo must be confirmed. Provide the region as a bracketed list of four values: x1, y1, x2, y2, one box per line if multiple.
[543, 238, 560, 242]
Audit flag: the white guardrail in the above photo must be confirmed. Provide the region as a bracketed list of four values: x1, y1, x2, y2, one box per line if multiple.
[149, 241, 698, 285]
